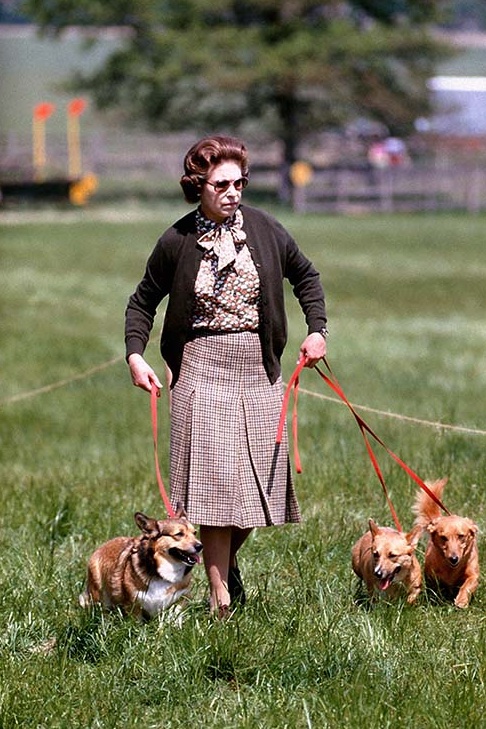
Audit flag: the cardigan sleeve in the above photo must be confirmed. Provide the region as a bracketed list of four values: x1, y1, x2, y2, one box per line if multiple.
[284, 232, 327, 334]
[124, 235, 174, 359]
[243, 205, 327, 335]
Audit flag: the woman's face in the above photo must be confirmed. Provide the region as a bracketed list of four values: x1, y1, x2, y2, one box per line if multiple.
[200, 160, 246, 222]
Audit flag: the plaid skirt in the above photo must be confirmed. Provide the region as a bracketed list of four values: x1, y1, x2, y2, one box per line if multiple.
[169, 332, 301, 528]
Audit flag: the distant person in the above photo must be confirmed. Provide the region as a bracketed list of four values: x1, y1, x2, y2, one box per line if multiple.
[368, 140, 388, 169]
[383, 137, 409, 166]
[368, 137, 410, 168]
[125, 135, 328, 617]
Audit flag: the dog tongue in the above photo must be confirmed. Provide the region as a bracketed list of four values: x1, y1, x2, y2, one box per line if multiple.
[379, 576, 393, 591]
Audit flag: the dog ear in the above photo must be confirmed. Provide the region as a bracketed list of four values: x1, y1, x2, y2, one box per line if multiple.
[134, 512, 159, 535]
[406, 524, 423, 549]
[174, 502, 187, 519]
[368, 519, 379, 536]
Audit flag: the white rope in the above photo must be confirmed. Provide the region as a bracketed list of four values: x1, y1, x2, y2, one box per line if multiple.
[297, 384, 486, 437]
[0, 355, 124, 406]
[2, 355, 485, 437]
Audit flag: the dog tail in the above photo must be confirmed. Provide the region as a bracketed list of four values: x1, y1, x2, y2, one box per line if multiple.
[412, 477, 448, 528]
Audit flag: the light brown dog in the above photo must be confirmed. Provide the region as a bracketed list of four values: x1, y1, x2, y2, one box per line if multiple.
[79, 507, 202, 619]
[413, 477, 479, 608]
[352, 519, 423, 604]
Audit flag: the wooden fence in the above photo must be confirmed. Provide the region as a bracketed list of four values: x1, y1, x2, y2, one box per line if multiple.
[1, 130, 486, 213]
[286, 161, 486, 214]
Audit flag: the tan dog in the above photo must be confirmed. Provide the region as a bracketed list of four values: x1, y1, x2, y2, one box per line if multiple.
[79, 507, 202, 619]
[413, 477, 479, 608]
[352, 519, 422, 604]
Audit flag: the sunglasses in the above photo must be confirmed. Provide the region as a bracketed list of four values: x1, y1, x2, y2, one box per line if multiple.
[204, 176, 249, 192]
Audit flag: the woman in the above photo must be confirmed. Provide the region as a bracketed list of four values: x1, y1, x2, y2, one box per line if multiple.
[125, 135, 327, 616]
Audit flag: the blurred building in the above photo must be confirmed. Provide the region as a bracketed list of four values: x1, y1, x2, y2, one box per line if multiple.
[429, 76, 486, 135]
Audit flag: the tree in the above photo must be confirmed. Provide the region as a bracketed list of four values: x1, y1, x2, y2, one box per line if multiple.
[25, 0, 452, 196]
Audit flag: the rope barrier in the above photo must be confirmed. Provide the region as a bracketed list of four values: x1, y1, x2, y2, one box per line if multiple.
[0, 355, 124, 406]
[295, 384, 486, 437]
[2, 354, 485, 438]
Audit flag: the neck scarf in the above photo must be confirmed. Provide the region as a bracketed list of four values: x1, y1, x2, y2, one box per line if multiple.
[196, 208, 247, 272]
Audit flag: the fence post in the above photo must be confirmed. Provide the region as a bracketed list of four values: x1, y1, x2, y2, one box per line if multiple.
[465, 162, 482, 214]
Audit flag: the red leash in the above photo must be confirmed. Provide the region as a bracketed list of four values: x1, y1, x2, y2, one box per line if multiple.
[276, 356, 306, 473]
[151, 385, 176, 518]
[277, 357, 451, 529]
[318, 361, 403, 531]
[316, 357, 451, 516]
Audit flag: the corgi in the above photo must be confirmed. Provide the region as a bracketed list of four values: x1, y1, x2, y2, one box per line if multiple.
[352, 519, 422, 604]
[79, 506, 202, 619]
[413, 477, 479, 608]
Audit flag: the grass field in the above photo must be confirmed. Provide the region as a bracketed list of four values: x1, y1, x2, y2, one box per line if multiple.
[1, 205, 486, 728]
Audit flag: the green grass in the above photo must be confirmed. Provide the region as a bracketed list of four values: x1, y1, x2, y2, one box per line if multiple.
[1, 206, 486, 728]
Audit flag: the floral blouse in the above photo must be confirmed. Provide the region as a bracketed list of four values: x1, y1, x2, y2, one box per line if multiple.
[192, 208, 260, 332]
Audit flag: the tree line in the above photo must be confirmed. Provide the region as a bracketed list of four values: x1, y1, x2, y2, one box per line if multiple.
[21, 1, 462, 196]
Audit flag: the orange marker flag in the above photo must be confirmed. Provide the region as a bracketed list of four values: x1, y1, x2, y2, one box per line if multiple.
[33, 102, 56, 180]
[67, 98, 88, 178]
[67, 98, 87, 117]
[34, 102, 56, 121]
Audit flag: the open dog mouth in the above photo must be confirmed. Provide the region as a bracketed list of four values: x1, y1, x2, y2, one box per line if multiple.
[378, 566, 401, 591]
[169, 547, 202, 567]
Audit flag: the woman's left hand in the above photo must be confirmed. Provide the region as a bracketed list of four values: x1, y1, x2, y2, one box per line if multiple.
[299, 332, 327, 368]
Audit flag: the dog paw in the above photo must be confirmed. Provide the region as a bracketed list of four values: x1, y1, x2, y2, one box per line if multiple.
[78, 591, 91, 609]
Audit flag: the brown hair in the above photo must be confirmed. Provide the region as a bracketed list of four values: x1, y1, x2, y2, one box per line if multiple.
[179, 135, 249, 203]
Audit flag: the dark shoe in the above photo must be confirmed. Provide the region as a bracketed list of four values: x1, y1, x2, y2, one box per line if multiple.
[228, 565, 246, 607]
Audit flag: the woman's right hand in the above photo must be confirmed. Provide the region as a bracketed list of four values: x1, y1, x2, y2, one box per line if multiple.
[127, 353, 163, 393]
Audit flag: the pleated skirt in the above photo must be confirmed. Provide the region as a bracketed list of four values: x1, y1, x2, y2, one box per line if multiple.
[169, 332, 301, 528]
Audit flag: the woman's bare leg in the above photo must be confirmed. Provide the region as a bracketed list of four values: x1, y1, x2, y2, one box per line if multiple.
[199, 526, 253, 615]
[199, 525, 231, 615]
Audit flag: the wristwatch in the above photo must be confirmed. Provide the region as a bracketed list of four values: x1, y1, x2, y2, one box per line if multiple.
[317, 326, 329, 340]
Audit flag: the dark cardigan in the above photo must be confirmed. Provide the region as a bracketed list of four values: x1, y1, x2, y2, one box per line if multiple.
[125, 204, 327, 386]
